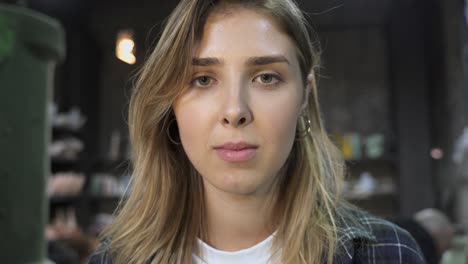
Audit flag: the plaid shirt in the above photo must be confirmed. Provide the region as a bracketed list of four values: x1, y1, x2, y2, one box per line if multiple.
[88, 207, 427, 264]
[334, 207, 427, 263]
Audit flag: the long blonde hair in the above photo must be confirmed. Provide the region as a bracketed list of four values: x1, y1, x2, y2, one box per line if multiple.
[102, 0, 346, 263]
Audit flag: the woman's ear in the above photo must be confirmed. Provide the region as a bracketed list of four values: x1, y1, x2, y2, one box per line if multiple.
[300, 72, 315, 112]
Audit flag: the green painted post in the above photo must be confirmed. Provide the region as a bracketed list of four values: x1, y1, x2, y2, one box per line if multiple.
[0, 4, 65, 264]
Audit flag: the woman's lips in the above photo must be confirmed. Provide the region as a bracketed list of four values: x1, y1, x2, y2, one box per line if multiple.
[215, 148, 257, 162]
[213, 141, 258, 162]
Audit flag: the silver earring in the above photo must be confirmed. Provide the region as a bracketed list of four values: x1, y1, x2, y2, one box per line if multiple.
[296, 113, 312, 140]
[166, 118, 181, 145]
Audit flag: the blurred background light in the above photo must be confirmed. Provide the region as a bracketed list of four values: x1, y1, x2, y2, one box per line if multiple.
[431, 148, 444, 160]
[116, 30, 136, 65]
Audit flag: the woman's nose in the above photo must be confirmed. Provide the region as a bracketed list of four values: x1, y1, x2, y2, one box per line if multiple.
[220, 85, 253, 128]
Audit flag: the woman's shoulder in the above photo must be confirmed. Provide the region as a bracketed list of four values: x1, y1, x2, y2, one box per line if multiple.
[335, 206, 427, 263]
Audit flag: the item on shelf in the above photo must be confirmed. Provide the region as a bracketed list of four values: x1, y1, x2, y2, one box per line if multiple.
[352, 171, 377, 198]
[342, 172, 396, 200]
[49, 103, 87, 131]
[47, 208, 98, 263]
[331, 133, 344, 151]
[90, 173, 130, 197]
[48, 172, 85, 197]
[335, 132, 363, 160]
[341, 133, 353, 160]
[49, 137, 84, 160]
[108, 129, 122, 161]
[364, 133, 385, 159]
[451, 126, 468, 237]
[334, 131, 387, 161]
[453, 127, 468, 165]
[350, 133, 362, 160]
[46, 207, 79, 240]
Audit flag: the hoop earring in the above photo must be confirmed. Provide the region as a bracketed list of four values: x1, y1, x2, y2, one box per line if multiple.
[296, 113, 312, 140]
[166, 118, 181, 145]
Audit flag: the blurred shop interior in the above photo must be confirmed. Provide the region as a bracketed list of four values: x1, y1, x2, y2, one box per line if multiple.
[0, 0, 468, 263]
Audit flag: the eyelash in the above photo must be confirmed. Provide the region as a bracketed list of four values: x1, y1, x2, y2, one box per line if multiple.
[190, 73, 283, 88]
[253, 73, 282, 87]
[191, 75, 215, 87]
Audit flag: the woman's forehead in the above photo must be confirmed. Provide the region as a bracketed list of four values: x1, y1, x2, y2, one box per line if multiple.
[194, 7, 298, 65]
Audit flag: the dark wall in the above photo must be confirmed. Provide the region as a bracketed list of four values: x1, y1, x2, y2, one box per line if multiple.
[89, 1, 179, 162]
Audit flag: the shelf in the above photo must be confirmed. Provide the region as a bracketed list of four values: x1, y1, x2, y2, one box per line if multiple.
[52, 126, 83, 137]
[50, 194, 123, 205]
[50, 195, 82, 205]
[50, 159, 82, 172]
[345, 158, 397, 177]
[344, 190, 396, 201]
[51, 158, 80, 165]
[91, 159, 130, 172]
[346, 157, 396, 166]
[89, 195, 122, 201]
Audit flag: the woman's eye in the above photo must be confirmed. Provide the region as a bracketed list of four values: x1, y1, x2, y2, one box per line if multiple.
[254, 73, 280, 85]
[193, 76, 213, 87]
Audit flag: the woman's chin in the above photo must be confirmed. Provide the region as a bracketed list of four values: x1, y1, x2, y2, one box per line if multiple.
[210, 176, 274, 197]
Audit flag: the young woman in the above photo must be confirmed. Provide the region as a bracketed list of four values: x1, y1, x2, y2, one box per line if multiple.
[89, 0, 427, 263]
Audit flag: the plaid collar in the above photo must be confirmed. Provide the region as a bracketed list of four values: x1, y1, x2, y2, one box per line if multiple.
[333, 205, 426, 263]
[335, 206, 378, 261]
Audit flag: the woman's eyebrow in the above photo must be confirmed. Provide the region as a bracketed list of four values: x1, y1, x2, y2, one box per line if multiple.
[192, 57, 222, 66]
[246, 55, 290, 66]
[192, 55, 290, 67]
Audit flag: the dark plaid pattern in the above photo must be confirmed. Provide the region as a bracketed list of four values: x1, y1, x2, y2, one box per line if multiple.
[334, 208, 427, 263]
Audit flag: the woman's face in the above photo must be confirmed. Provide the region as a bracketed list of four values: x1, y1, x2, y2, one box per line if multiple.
[173, 7, 306, 196]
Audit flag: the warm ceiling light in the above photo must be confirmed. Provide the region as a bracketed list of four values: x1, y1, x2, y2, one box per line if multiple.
[116, 30, 136, 65]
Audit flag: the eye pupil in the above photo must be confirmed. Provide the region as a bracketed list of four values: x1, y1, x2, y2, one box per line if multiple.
[199, 76, 210, 85]
[261, 74, 272, 83]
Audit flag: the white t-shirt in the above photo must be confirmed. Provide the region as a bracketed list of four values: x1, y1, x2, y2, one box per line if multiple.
[192, 233, 281, 264]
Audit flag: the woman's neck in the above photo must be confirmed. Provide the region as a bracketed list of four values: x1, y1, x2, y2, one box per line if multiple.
[202, 183, 279, 252]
